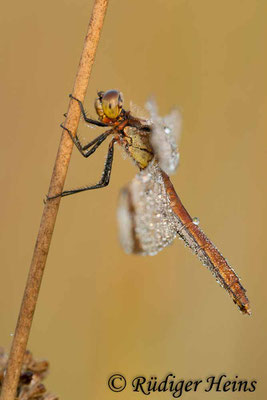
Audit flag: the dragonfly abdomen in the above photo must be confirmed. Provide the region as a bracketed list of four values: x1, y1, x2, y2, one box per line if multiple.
[161, 171, 251, 315]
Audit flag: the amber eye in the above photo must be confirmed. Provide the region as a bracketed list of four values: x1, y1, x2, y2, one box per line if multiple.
[101, 90, 123, 119]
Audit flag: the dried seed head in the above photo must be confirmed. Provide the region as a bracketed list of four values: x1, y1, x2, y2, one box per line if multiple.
[0, 348, 59, 400]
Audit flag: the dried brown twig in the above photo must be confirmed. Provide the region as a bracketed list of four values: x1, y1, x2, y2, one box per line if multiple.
[0, 1, 109, 399]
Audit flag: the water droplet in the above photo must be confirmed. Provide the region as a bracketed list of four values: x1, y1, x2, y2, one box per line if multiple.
[193, 217, 200, 225]
[10, 333, 14, 337]
[164, 126, 171, 134]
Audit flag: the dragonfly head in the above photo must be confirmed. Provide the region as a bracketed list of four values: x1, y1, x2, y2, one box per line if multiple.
[95, 90, 124, 120]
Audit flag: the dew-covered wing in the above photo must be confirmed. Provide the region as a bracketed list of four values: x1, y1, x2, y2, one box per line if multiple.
[146, 98, 182, 175]
[117, 160, 250, 314]
[117, 161, 180, 255]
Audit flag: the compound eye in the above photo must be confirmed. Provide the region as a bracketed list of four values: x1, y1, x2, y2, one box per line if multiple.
[102, 90, 123, 119]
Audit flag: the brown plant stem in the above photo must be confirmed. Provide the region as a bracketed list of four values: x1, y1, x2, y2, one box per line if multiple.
[0, 1, 109, 399]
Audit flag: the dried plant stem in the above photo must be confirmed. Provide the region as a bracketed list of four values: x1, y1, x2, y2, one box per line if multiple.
[0, 1, 109, 399]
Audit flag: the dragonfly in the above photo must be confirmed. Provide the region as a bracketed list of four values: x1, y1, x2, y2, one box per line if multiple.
[49, 89, 251, 315]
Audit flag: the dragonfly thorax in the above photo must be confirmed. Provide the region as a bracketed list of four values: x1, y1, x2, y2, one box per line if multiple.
[122, 126, 154, 169]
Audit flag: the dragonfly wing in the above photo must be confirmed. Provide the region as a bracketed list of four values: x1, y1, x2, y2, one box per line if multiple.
[117, 161, 250, 314]
[117, 161, 180, 255]
[146, 98, 182, 175]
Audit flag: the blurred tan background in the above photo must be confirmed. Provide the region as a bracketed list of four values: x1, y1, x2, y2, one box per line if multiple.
[0, 0, 266, 399]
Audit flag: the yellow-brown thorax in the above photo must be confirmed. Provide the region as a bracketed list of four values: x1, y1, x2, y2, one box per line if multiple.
[122, 126, 154, 169]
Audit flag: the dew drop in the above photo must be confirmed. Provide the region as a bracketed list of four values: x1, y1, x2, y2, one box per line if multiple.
[164, 126, 171, 134]
[193, 217, 200, 225]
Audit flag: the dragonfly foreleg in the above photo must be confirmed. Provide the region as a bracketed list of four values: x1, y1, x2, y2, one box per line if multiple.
[69, 94, 108, 127]
[47, 138, 116, 200]
[60, 124, 112, 158]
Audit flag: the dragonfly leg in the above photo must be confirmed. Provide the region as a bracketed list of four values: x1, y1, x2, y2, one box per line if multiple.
[60, 123, 112, 158]
[69, 94, 108, 127]
[47, 138, 116, 200]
